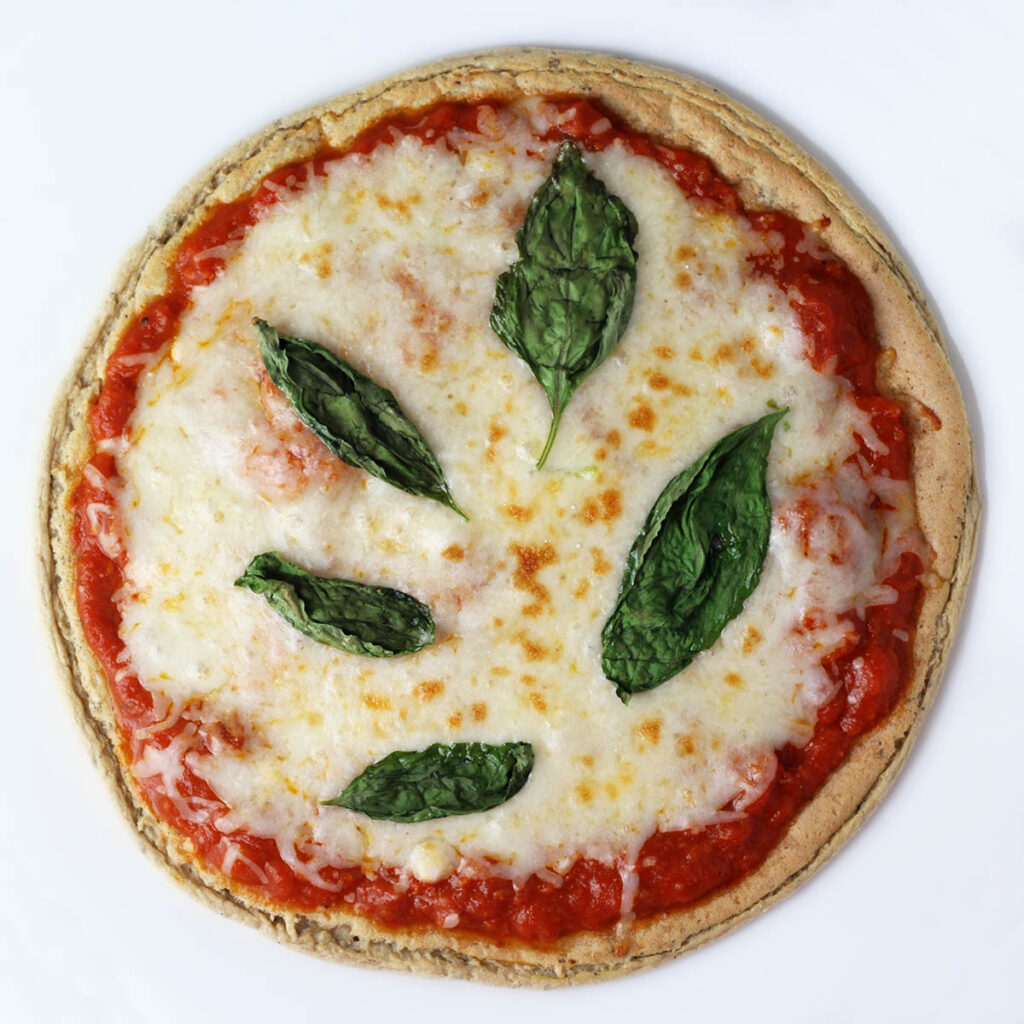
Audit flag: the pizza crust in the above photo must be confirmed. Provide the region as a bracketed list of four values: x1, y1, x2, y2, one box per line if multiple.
[41, 48, 978, 986]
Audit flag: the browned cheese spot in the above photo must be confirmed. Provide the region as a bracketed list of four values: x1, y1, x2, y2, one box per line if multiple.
[509, 543, 557, 615]
[675, 270, 692, 289]
[575, 781, 594, 804]
[654, 345, 675, 360]
[725, 672, 743, 689]
[505, 504, 535, 523]
[628, 401, 657, 432]
[471, 702, 488, 722]
[447, 711, 463, 729]
[677, 735, 697, 756]
[519, 635, 549, 662]
[580, 489, 623, 525]
[376, 193, 421, 221]
[414, 680, 444, 702]
[648, 371, 671, 391]
[674, 244, 697, 261]
[638, 717, 662, 745]
[362, 693, 392, 712]
[485, 421, 507, 463]
[742, 625, 763, 653]
[573, 579, 591, 599]
[590, 547, 612, 575]
[711, 343, 736, 366]
[606, 429, 621, 449]
[601, 489, 622, 520]
[529, 691, 548, 713]
[441, 544, 465, 562]
[299, 241, 334, 280]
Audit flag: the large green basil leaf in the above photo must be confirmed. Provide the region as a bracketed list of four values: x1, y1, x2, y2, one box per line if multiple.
[255, 319, 466, 517]
[325, 741, 534, 822]
[235, 552, 435, 657]
[601, 408, 787, 702]
[489, 143, 638, 468]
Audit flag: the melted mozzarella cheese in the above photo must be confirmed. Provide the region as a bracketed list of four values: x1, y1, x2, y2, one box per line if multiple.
[114, 105, 914, 885]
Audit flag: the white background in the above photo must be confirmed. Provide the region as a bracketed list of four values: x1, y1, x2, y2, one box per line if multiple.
[3, 1, 1021, 1020]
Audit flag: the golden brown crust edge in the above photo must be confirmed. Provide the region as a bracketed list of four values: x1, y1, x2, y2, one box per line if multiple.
[41, 47, 979, 987]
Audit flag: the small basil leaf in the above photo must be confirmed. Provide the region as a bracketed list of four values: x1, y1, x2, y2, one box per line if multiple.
[490, 143, 638, 468]
[235, 552, 435, 657]
[254, 319, 466, 518]
[601, 408, 787, 702]
[325, 741, 534, 822]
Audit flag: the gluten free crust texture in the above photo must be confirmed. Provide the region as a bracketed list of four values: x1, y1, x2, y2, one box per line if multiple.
[42, 49, 978, 985]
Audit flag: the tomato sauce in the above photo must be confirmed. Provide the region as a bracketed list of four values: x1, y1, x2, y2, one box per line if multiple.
[71, 98, 924, 943]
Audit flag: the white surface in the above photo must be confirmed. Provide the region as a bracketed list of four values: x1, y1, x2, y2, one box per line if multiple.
[3, 1, 1021, 1020]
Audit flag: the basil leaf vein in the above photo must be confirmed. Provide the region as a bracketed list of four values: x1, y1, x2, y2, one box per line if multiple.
[235, 551, 435, 657]
[325, 741, 535, 822]
[489, 143, 638, 468]
[601, 408, 788, 701]
[255, 319, 466, 518]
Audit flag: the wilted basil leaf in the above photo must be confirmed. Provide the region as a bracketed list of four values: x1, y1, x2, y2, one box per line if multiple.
[601, 409, 787, 701]
[255, 319, 466, 517]
[235, 551, 435, 657]
[325, 741, 534, 822]
[490, 143, 638, 468]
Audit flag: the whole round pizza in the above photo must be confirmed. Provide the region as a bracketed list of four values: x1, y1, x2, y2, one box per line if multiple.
[42, 49, 977, 984]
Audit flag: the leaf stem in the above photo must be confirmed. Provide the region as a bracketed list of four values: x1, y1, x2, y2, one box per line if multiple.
[446, 495, 470, 521]
[536, 406, 564, 469]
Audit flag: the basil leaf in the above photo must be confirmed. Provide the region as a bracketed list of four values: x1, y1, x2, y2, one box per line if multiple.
[601, 409, 787, 702]
[235, 552, 435, 657]
[325, 741, 534, 822]
[490, 143, 638, 468]
[255, 319, 466, 518]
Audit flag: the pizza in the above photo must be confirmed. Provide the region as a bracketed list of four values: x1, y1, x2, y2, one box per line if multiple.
[42, 49, 977, 985]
